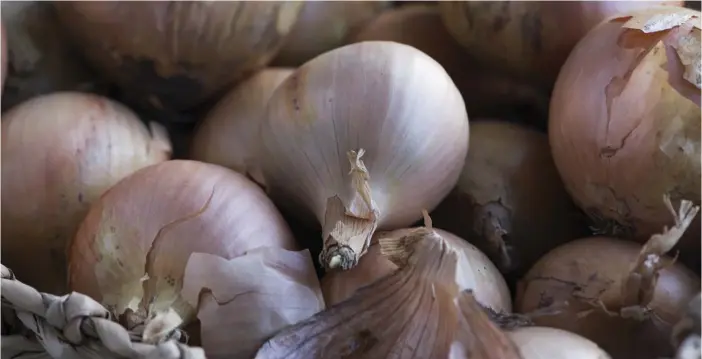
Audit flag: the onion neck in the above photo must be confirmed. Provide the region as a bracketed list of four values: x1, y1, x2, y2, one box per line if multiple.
[474, 202, 515, 273]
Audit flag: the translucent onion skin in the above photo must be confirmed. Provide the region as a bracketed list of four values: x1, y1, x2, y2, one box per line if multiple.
[507, 327, 611, 359]
[259, 41, 469, 230]
[53, 1, 303, 112]
[1, 92, 171, 294]
[439, 1, 683, 89]
[322, 228, 512, 313]
[271, 1, 389, 67]
[548, 8, 701, 251]
[191, 68, 294, 186]
[516, 237, 700, 359]
[69, 160, 297, 324]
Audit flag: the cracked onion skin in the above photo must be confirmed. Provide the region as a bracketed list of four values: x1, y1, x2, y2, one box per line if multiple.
[439, 1, 683, 89]
[548, 8, 701, 254]
[516, 237, 700, 359]
[53, 1, 302, 112]
[431, 120, 587, 276]
[69, 160, 297, 325]
[1, 92, 171, 294]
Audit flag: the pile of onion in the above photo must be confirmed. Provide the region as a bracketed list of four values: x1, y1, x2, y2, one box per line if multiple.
[53, 2, 303, 112]
[1, 92, 171, 294]
[431, 120, 587, 276]
[271, 1, 389, 67]
[69, 160, 324, 358]
[258, 41, 469, 271]
[1, 1, 101, 111]
[190, 68, 294, 186]
[516, 197, 701, 359]
[349, 4, 550, 122]
[439, 1, 683, 89]
[548, 7, 701, 259]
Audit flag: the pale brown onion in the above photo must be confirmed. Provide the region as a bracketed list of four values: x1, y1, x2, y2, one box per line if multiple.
[439, 1, 683, 89]
[190, 68, 294, 186]
[272, 1, 389, 66]
[350, 4, 550, 121]
[259, 41, 469, 270]
[1, 92, 171, 294]
[516, 228, 700, 359]
[53, 2, 302, 112]
[69, 160, 297, 327]
[432, 120, 587, 275]
[507, 327, 611, 359]
[322, 227, 512, 313]
[548, 7, 701, 256]
[1, 1, 101, 111]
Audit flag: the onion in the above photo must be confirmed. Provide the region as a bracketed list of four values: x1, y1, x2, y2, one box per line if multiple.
[431, 120, 587, 275]
[322, 227, 511, 312]
[507, 327, 612, 359]
[439, 1, 684, 88]
[1, 1, 101, 111]
[349, 4, 550, 122]
[190, 68, 294, 186]
[258, 41, 469, 271]
[548, 7, 701, 256]
[1, 92, 171, 294]
[515, 197, 701, 359]
[53, 2, 303, 112]
[271, 1, 389, 66]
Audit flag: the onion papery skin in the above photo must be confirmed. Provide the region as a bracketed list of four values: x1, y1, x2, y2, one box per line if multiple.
[516, 237, 700, 359]
[1, 1, 102, 111]
[548, 8, 701, 253]
[439, 1, 684, 89]
[350, 5, 551, 122]
[259, 41, 469, 231]
[507, 327, 612, 359]
[431, 120, 587, 276]
[53, 1, 303, 112]
[322, 228, 512, 313]
[1, 92, 171, 294]
[191, 68, 294, 186]
[271, 1, 389, 67]
[68, 160, 296, 324]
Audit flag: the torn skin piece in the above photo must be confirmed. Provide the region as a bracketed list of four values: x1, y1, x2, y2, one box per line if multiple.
[181, 248, 325, 359]
[320, 149, 380, 271]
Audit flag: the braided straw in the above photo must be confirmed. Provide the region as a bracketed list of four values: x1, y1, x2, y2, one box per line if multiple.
[1, 264, 206, 359]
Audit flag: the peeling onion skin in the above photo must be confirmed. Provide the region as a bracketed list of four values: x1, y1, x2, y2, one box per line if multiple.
[271, 1, 389, 67]
[321, 228, 512, 313]
[548, 9, 701, 252]
[191, 68, 293, 187]
[439, 1, 684, 89]
[68, 160, 297, 326]
[516, 237, 700, 359]
[1, 1, 102, 112]
[259, 41, 469, 231]
[350, 5, 551, 123]
[431, 120, 588, 276]
[1, 92, 171, 294]
[507, 327, 612, 359]
[53, 1, 303, 112]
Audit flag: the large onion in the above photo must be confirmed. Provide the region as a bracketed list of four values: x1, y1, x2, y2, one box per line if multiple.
[431, 120, 587, 275]
[321, 227, 512, 313]
[1, 1, 101, 111]
[439, 1, 683, 89]
[271, 1, 389, 67]
[507, 327, 612, 359]
[53, 2, 303, 112]
[350, 4, 550, 122]
[548, 7, 701, 254]
[1, 92, 171, 294]
[190, 68, 294, 186]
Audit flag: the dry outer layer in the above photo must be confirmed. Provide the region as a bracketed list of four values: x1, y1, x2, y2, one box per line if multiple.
[53, 2, 302, 111]
[549, 9, 701, 246]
